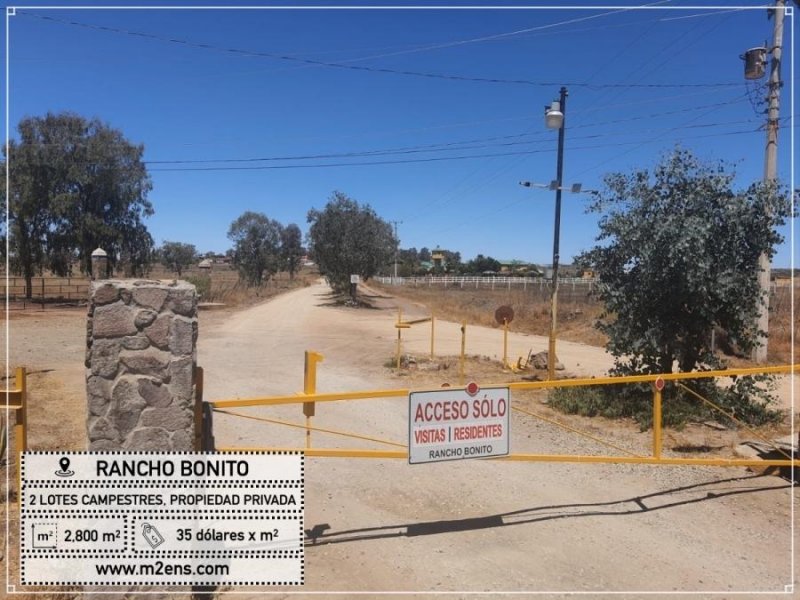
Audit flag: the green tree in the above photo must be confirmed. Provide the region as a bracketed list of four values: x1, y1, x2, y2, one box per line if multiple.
[306, 191, 396, 293]
[579, 149, 792, 374]
[227, 211, 283, 286]
[158, 241, 197, 276]
[281, 223, 304, 280]
[418, 247, 431, 262]
[5, 112, 154, 295]
[466, 254, 501, 274]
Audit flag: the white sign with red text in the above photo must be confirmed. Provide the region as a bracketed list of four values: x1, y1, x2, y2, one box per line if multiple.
[408, 384, 510, 464]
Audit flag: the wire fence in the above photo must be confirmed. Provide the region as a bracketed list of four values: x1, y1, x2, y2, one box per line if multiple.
[374, 275, 598, 291]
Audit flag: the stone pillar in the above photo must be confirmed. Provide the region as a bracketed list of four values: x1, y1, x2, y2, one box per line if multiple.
[86, 280, 197, 451]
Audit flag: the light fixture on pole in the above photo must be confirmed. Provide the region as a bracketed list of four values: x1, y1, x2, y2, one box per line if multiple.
[545, 86, 567, 381]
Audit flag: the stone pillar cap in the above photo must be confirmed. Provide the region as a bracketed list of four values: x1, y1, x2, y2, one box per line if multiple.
[91, 247, 108, 257]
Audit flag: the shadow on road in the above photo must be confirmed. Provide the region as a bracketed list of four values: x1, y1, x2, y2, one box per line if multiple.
[304, 473, 792, 547]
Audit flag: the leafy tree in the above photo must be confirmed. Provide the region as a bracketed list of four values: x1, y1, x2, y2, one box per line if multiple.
[158, 241, 197, 276]
[418, 247, 431, 262]
[5, 112, 154, 295]
[227, 211, 283, 286]
[396, 247, 420, 277]
[306, 191, 396, 293]
[466, 254, 501, 274]
[579, 149, 791, 374]
[281, 223, 304, 280]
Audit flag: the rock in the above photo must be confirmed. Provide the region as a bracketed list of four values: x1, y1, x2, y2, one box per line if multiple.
[135, 309, 158, 329]
[120, 348, 171, 376]
[88, 416, 119, 442]
[169, 317, 194, 356]
[87, 376, 111, 416]
[89, 439, 123, 451]
[124, 427, 171, 450]
[138, 378, 173, 407]
[132, 287, 169, 312]
[531, 351, 564, 371]
[702, 420, 728, 431]
[122, 335, 150, 351]
[93, 283, 120, 305]
[145, 314, 171, 350]
[93, 303, 138, 338]
[89, 339, 121, 378]
[168, 287, 196, 316]
[111, 377, 147, 437]
[168, 357, 194, 401]
[140, 406, 192, 432]
[170, 428, 194, 451]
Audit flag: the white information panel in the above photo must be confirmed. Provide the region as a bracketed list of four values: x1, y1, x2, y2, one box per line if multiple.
[20, 451, 304, 587]
[409, 385, 510, 464]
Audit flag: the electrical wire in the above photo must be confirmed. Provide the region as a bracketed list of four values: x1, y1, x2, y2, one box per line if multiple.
[18, 11, 742, 90]
[148, 125, 788, 172]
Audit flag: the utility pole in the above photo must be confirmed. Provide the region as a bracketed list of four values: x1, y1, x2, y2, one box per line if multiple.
[548, 87, 567, 381]
[753, 0, 785, 363]
[391, 220, 402, 281]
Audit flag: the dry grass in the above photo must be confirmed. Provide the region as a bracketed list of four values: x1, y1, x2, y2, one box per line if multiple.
[374, 281, 797, 365]
[371, 281, 607, 347]
[3, 266, 320, 311]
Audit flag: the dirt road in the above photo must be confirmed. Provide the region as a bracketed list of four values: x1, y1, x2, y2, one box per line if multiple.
[195, 281, 797, 595]
[4, 281, 796, 595]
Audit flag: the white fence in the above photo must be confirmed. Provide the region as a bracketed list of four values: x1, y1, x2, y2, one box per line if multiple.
[374, 275, 597, 291]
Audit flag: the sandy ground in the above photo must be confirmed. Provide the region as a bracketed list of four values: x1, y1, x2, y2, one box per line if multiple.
[3, 281, 798, 597]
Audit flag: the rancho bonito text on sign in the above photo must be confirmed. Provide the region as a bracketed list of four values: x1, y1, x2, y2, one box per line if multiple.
[409, 384, 509, 464]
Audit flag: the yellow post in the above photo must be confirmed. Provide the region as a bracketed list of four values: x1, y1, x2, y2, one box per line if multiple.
[459, 321, 466, 385]
[15, 367, 27, 508]
[652, 385, 662, 459]
[396, 308, 402, 369]
[503, 318, 509, 368]
[430, 315, 435, 360]
[304, 351, 324, 449]
[15, 366, 27, 455]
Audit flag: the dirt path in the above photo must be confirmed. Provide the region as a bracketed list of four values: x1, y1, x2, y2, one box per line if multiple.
[196, 281, 797, 595]
[3, 283, 796, 595]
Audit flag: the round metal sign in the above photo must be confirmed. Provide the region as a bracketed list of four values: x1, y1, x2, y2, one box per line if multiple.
[655, 377, 665, 391]
[495, 305, 515, 325]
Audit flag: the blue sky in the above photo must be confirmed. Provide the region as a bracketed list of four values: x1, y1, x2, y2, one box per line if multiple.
[4, 1, 796, 267]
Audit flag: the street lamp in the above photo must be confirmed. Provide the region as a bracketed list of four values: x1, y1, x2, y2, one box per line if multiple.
[545, 87, 567, 380]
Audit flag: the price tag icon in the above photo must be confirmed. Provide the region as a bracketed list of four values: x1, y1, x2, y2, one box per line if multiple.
[142, 523, 165, 548]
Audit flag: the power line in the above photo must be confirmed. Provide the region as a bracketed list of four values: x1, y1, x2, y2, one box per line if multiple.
[144, 117, 760, 166]
[19, 11, 743, 90]
[147, 125, 791, 172]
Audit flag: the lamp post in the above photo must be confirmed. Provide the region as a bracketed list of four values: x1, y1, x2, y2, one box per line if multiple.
[545, 87, 567, 380]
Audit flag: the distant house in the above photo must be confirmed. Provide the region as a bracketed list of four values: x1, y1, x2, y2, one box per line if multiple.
[498, 260, 541, 276]
[198, 259, 213, 270]
[431, 249, 447, 269]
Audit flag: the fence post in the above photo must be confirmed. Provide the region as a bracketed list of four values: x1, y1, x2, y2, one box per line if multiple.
[503, 319, 509, 368]
[459, 321, 467, 385]
[652, 384, 663, 459]
[396, 309, 403, 369]
[15, 367, 27, 507]
[303, 351, 324, 449]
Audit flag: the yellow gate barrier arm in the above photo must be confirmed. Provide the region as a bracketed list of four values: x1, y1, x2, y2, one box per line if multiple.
[303, 351, 324, 449]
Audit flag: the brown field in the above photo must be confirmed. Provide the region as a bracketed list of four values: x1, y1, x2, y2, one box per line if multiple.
[372, 280, 797, 365]
[2, 265, 319, 311]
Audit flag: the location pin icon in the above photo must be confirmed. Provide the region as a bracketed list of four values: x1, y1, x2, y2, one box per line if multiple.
[55, 456, 74, 477]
